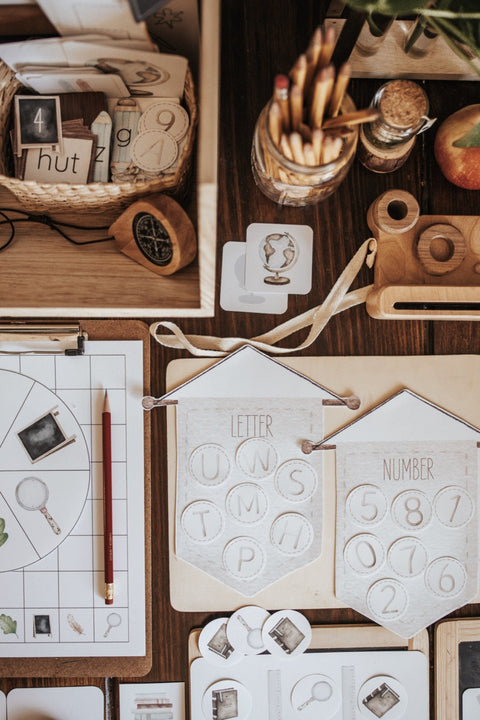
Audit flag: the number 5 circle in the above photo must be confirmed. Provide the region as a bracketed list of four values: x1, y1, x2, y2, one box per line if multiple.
[346, 485, 388, 527]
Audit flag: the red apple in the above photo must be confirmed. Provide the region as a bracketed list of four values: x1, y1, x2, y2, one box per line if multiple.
[434, 104, 480, 190]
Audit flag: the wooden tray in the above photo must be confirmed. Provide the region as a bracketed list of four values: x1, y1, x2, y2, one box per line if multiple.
[435, 617, 480, 720]
[0, 0, 219, 319]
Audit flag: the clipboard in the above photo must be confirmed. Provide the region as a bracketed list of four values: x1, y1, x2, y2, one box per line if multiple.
[0, 320, 151, 678]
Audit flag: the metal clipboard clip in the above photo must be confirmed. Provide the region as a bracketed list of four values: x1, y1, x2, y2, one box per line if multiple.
[0, 323, 86, 355]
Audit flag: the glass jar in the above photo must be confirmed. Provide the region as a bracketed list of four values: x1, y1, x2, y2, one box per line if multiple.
[251, 95, 359, 207]
[362, 79, 435, 149]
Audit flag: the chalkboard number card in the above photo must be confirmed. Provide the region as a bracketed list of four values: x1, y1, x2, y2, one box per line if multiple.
[14, 95, 62, 157]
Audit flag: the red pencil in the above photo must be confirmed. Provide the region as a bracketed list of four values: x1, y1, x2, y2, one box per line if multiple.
[102, 390, 114, 605]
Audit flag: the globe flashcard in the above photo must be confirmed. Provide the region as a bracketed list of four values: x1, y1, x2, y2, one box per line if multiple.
[326, 389, 480, 639]
[244, 223, 313, 294]
[161, 346, 356, 597]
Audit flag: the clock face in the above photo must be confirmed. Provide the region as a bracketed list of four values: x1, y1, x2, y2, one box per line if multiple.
[132, 211, 173, 266]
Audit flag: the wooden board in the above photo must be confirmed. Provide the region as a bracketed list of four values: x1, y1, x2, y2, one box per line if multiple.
[0, 319, 152, 678]
[188, 623, 429, 663]
[435, 617, 480, 720]
[166, 353, 480, 611]
[326, 19, 480, 81]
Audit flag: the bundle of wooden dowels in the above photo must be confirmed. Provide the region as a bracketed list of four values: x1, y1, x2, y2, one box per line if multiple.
[265, 25, 379, 170]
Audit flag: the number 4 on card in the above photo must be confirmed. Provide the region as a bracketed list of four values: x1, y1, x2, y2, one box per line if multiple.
[14, 95, 62, 157]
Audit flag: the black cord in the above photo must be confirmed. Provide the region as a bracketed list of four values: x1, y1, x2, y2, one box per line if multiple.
[0, 207, 114, 252]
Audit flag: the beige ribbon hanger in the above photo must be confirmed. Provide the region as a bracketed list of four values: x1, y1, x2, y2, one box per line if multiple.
[150, 237, 377, 357]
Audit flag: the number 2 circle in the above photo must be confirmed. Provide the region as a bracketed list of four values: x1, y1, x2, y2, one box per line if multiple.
[366, 578, 408, 620]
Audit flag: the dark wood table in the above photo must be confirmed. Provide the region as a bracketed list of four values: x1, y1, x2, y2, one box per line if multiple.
[0, 1, 479, 718]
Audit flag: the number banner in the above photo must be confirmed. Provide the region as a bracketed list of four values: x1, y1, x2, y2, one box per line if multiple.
[335, 438, 478, 638]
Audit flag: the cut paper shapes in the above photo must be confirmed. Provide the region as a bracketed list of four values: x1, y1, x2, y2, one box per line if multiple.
[358, 676, 406, 719]
[262, 609, 312, 658]
[164, 346, 353, 596]
[226, 606, 270, 655]
[328, 389, 480, 638]
[198, 618, 244, 668]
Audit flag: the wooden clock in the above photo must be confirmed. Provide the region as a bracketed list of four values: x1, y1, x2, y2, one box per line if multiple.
[109, 193, 196, 275]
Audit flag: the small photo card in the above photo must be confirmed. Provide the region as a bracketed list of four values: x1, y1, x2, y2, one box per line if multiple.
[119, 682, 185, 720]
[14, 95, 62, 156]
[245, 223, 313, 295]
[220, 241, 288, 314]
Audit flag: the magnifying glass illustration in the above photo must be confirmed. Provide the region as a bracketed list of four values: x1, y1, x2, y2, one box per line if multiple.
[236, 614, 264, 650]
[104, 612, 122, 638]
[297, 679, 334, 710]
[15, 477, 61, 535]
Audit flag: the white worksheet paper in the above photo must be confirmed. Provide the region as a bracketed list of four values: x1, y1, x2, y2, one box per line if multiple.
[0, 340, 145, 657]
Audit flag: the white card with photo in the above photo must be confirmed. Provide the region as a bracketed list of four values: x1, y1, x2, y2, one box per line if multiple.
[463, 688, 480, 719]
[119, 682, 185, 720]
[245, 223, 313, 295]
[220, 241, 288, 314]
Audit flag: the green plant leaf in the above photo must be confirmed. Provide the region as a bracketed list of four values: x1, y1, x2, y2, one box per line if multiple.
[453, 120, 480, 147]
[0, 614, 17, 636]
[344, 0, 430, 14]
[0, 518, 4, 534]
[0, 533, 8, 547]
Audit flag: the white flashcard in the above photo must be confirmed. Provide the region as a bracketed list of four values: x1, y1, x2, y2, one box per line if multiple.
[19, 71, 130, 98]
[0, 692, 4, 720]
[7, 687, 104, 720]
[119, 682, 185, 720]
[220, 242, 288, 314]
[62, 42, 188, 100]
[262, 610, 312, 658]
[226, 605, 270, 655]
[244, 223, 313, 295]
[463, 687, 480, 719]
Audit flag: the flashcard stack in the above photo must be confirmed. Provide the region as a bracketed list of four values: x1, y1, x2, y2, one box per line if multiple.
[331, 389, 480, 638]
[220, 223, 313, 314]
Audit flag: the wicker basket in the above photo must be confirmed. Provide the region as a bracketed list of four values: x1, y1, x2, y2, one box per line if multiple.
[0, 60, 198, 213]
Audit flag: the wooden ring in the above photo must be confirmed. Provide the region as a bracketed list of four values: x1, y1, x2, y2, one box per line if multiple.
[416, 223, 466, 276]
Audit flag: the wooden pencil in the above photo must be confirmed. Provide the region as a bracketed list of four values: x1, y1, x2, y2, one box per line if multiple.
[309, 65, 335, 129]
[328, 62, 351, 117]
[322, 108, 380, 130]
[289, 84, 303, 131]
[273, 74, 290, 132]
[268, 100, 283, 147]
[289, 53, 307, 94]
